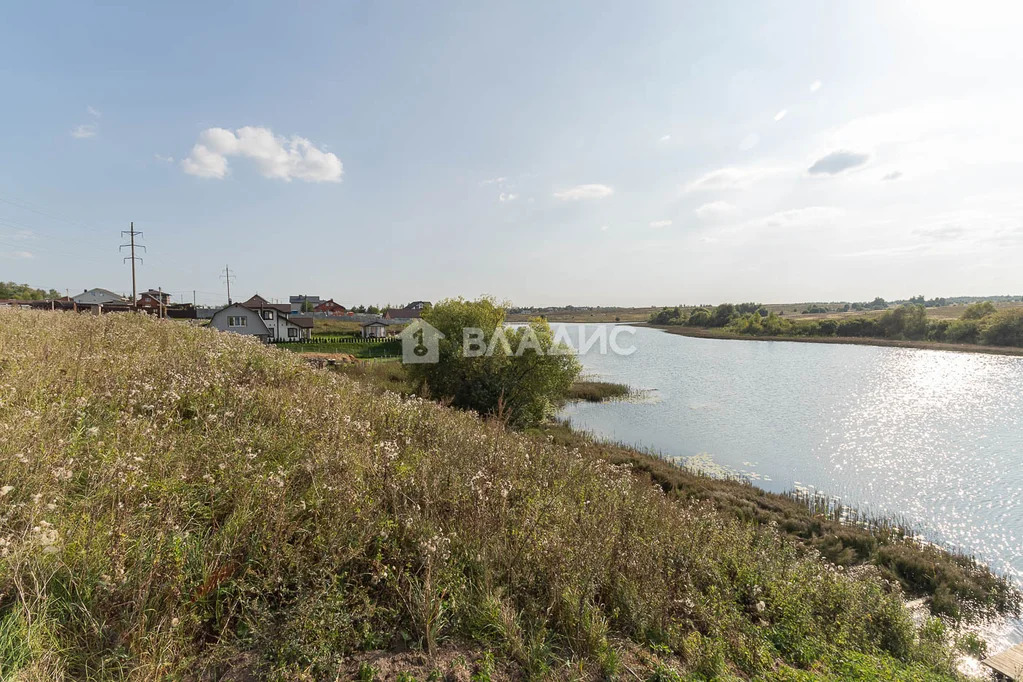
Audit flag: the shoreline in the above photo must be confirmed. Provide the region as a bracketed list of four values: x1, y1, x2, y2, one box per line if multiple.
[638, 323, 1023, 357]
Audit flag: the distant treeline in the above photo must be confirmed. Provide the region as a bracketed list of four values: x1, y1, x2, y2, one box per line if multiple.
[0, 281, 60, 300]
[650, 301, 1023, 348]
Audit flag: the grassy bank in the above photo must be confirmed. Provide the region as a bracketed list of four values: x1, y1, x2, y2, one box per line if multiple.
[645, 324, 1023, 357]
[565, 380, 631, 403]
[0, 310, 1013, 680]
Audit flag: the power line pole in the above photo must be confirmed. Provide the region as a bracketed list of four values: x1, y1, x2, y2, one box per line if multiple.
[120, 222, 145, 307]
[220, 265, 235, 305]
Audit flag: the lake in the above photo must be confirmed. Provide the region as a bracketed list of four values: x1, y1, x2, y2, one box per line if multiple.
[557, 324, 1023, 642]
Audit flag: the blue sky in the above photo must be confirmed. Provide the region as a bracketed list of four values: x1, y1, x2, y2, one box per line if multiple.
[1, 1, 1021, 306]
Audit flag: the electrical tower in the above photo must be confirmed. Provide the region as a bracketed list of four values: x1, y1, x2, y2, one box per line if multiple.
[220, 265, 236, 305]
[120, 222, 145, 306]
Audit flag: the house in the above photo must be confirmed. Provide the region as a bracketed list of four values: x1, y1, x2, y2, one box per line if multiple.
[137, 289, 171, 314]
[72, 288, 128, 306]
[384, 300, 431, 320]
[361, 320, 389, 338]
[314, 298, 347, 315]
[289, 294, 321, 313]
[209, 294, 313, 342]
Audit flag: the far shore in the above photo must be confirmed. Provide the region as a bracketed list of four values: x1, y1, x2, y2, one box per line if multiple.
[639, 323, 1023, 357]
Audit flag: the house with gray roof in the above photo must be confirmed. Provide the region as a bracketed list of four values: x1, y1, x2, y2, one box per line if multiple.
[210, 294, 313, 343]
[72, 288, 128, 306]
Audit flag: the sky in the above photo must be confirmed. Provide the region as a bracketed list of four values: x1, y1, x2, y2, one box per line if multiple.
[1, 0, 1021, 307]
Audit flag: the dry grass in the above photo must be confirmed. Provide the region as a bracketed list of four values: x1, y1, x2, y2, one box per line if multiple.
[0, 310, 979, 680]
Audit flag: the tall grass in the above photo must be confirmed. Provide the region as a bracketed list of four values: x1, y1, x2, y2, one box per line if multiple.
[0, 310, 985, 679]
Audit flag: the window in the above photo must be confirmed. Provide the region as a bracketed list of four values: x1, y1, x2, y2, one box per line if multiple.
[228, 316, 247, 328]
[261, 310, 274, 320]
[288, 327, 298, 338]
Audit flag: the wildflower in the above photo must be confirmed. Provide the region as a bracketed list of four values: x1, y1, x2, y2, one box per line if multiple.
[171, 617, 180, 627]
[756, 601, 766, 613]
[0, 485, 13, 497]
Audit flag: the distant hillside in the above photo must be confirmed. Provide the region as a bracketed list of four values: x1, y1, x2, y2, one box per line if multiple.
[0, 310, 994, 680]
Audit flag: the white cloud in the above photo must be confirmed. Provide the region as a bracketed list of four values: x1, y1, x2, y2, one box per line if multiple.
[694, 201, 738, 221]
[154, 154, 175, 163]
[807, 150, 870, 175]
[659, 134, 672, 143]
[553, 184, 614, 200]
[87, 106, 102, 118]
[684, 166, 782, 192]
[774, 109, 788, 121]
[753, 206, 845, 229]
[480, 176, 507, 186]
[739, 133, 759, 150]
[499, 192, 518, 202]
[181, 126, 343, 182]
[71, 124, 97, 139]
[600, 224, 610, 231]
[809, 80, 822, 93]
[1, 250, 33, 260]
[649, 220, 672, 228]
[881, 171, 903, 181]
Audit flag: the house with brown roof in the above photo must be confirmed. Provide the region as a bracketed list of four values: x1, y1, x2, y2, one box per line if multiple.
[137, 289, 171, 314]
[314, 298, 347, 316]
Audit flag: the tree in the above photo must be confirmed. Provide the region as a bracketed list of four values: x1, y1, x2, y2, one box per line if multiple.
[961, 301, 996, 320]
[301, 300, 315, 312]
[980, 310, 1023, 347]
[406, 297, 581, 427]
[367, 305, 380, 315]
[865, 297, 888, 310]
[0, 282, 59, 300]
[709, 303, 736, 327]
[688, 308, 711, 326]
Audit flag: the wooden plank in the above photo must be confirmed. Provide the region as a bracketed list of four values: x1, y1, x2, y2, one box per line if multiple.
[983, 642, 1023, 680]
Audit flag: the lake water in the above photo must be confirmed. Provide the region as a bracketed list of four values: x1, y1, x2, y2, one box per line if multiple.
[557, 324, 1023, 643]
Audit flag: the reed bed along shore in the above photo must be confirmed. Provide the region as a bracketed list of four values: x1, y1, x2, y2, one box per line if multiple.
[0, 309, 1016, 680]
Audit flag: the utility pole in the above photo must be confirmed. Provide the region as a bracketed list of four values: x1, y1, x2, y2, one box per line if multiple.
[120, 222, 145, 307]
[220, 265, 236, 305]
[193, 290, 196, 307]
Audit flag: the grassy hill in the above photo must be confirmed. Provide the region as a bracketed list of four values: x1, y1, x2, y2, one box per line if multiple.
[0, 310, 1003, 680]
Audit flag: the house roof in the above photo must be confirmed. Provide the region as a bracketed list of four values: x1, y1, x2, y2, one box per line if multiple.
[76, 287, 127, 301]
[291, 317, 314, 328]
[362, 320, 388, 327]
[240, 294, 290, 314]
[385, 307, 423, 319]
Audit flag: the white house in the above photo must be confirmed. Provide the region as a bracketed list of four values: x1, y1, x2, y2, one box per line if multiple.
[209, 294, 313, 342]
[361, 320, 388, 338]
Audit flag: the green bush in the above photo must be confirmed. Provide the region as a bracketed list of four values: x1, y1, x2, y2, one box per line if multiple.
[981, 309, 1023, 347]
[406, 297, 581, 427]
